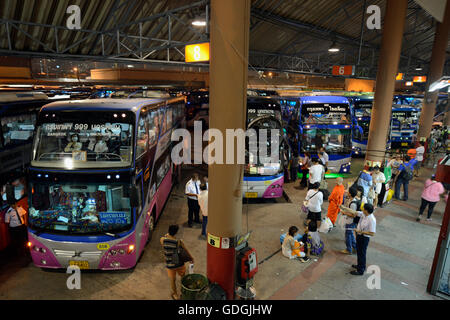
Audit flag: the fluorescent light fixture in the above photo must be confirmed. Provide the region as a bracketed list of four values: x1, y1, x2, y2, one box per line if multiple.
[328, 41, 339, 52]
[415, 65, 422, 71]
[192, 20, 206, 27]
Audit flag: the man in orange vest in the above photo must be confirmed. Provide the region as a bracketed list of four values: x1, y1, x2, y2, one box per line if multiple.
[407, 143, 416, 161]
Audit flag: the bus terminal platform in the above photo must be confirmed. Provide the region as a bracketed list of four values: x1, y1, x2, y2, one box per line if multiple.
[0, 158, 445, 300]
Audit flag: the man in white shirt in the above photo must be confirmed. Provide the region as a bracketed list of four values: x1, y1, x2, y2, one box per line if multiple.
[185, 173, 201, 228]
[305, 182, 323, 229]
[414, 141, 425, 177]
[197, 184, 208, 240]
[318, 147, 329, 168]
[340, 203, 376, 275]
[5, 203, 28, 256]
[308, 158, 324, 188]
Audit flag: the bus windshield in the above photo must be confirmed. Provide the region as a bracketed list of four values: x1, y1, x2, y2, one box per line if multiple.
[301, 103, 351, 124]
[32, 112, 134, 168]
[302, 128, 352, 154]
[1, 113, 36, 147]
[392, 110, 420, 126]
[245, 116, 283, 176]
[29, 183, 132, 235]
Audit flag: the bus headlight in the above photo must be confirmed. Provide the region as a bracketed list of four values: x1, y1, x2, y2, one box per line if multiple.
[127, 245, 135, 254]
[119, 249, 125, 255]
[109, 250, 118, 256]
[41, 259, 47, 265]
[110, 262, 121, 268]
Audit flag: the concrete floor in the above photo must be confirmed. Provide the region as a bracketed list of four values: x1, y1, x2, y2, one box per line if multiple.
[0, 158, 446, 300]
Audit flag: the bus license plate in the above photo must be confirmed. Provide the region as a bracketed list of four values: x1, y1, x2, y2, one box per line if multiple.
[69, 260, 89, 269]
[401, 142, 408, 146]
[245, 192, 258, 198]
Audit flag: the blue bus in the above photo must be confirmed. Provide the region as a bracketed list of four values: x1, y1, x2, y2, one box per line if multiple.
[0, 91, 50, 251]
[26, 97, 185, 270]
[298, 96, 353, 173]
[349, 96, 373, 155]
[389, 105, 421, 149]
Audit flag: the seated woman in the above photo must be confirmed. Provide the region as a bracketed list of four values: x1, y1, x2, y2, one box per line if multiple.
[302, 221, 325, 256]
[64, 134, 82, 152]
[282, 226, 310, 263]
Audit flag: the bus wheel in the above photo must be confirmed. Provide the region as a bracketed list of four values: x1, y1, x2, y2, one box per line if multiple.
[146, 212, 155, 244]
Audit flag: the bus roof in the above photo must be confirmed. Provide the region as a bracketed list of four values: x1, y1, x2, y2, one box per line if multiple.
[247, 96, 281, 107]
[392, 105, 420, 111]
[0, 91, 48, 103]
[40, 98, 167, 112]
[300, 95, 349, 104]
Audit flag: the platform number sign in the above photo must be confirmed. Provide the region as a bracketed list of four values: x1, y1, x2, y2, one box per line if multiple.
[185, 43, 210, 63]
[332, 65, 355, 76]
[208, 233, 221, 248]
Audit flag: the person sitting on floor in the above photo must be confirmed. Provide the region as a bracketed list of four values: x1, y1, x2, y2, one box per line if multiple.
[282, 226, 310, 263]
[302, 221, 324, 257]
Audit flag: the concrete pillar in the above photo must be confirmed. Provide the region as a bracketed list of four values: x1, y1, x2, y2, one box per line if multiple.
[417, 2, 450, 141]
[364, 0, 408, 168]
[207, 0, 251, 299]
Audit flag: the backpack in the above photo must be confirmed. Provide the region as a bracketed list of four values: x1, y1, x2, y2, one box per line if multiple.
[401, 162, 414, 181]
[350, 198, 362, 225]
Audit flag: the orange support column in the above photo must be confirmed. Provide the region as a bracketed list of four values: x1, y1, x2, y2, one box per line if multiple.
[417, 2, 450, 142]
[207, 0, 251, 299]
[364, 0, 408, 168]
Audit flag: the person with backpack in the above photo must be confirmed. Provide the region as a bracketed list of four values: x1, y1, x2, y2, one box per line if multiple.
[394, 155, 416, 201]
[304, 182, 323, 229]
[160, 224, 194, 300]
[357, 168, 373, 204]
[340, 187, 361, 255]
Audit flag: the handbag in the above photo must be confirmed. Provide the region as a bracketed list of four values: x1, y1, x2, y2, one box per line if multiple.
[177, 241, 192, 264]
[303, 191, 320, 212]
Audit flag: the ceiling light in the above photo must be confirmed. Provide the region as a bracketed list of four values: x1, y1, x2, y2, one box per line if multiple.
[192, 20, 206, 27]
[328, 41, 340, 52]
[415, 65, 422, 71]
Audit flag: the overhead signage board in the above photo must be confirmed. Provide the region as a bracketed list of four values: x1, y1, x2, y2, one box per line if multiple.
[332, 65, 355, 76]
[185, 42, 210, 63]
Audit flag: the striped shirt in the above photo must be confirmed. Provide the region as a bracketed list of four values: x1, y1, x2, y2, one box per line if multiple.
[162, 237, 183, 269]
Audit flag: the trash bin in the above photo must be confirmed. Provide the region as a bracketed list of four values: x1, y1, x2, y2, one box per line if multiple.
[181, 274, 209, 300]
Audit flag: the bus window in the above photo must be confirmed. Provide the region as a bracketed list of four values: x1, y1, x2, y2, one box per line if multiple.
[136, 112, 148, 159]
[147, 111, 159, 145]
[1, 114, 36, 146]
[33, 117, 134, 167]
[166, 108, 173, 130]
[159, 109, 167, 134]
[156, 154, 171, 187]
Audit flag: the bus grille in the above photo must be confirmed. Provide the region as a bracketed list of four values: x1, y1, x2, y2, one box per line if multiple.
[54, 249, 102, 258]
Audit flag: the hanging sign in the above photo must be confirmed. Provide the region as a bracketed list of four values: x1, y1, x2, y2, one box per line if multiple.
[332, 65, 355, 76]
[185, 42, 210, 63]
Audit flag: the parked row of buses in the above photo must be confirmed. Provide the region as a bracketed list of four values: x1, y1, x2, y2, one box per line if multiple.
[0, 89, 445, 270]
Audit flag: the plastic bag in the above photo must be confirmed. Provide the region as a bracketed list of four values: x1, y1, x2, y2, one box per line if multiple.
[337, 214, 346, 229]
[188, 263, 194, 274]
[318, 217, 333, 233]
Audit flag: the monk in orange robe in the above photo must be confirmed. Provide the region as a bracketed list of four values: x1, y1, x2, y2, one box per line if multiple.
[327, 177, 345, 225]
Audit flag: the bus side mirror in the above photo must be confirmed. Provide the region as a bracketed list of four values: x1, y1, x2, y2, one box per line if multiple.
[5, 184, 16, 205]
[130, 185, 140, 208]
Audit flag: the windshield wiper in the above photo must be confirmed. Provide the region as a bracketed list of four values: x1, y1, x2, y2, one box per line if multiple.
[101, 231, 121, 238]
